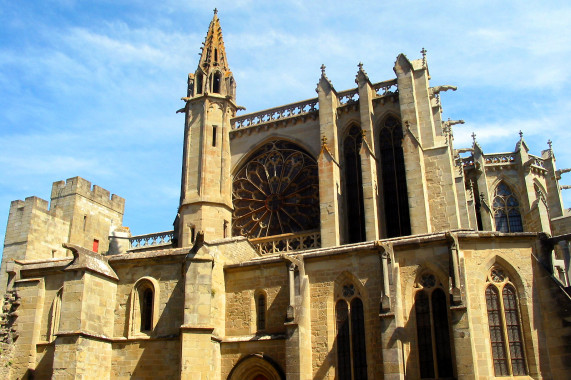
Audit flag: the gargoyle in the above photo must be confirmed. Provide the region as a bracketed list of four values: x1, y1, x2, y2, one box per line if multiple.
[432, 85, 458, 94]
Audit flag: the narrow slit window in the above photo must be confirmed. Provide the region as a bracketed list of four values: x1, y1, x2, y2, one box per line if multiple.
[256, 293, 266, 331]
[335, 289, 368, 380]
[212, 126, 217, 147]
[343, 124, 366, 243]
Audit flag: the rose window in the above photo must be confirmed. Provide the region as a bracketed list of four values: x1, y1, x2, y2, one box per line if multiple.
[232, 141, 319, 238]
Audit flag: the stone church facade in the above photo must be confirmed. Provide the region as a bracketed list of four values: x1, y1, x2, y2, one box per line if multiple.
[1, 11, 571, 380]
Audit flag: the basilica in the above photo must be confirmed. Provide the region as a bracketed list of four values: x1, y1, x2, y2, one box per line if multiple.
[1, 11, 570, 380]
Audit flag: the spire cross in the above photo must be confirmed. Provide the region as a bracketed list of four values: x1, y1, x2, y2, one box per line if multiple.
[519, 130, 523, 139]
[471, 132, 477, 143]
[320, 64, 326, 76]
[358, 62, 363, 70]
[213, 8, 218, 15]
[548, 139, 553, 149]
[421, 47, 427, 66]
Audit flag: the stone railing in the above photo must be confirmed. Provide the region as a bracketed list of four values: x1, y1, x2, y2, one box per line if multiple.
[250, 230, 321, 255]
[231, 98, 319, 130]
[130, 230, 174, 250]
[529, 154, 546, 168]
[372, 79, 398, 97]
[461, 156, 475, 167]
[337, 88, 359, 105]
[484, 153, 516, 165]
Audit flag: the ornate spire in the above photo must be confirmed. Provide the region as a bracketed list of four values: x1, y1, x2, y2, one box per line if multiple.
[198, 10, 230, 72]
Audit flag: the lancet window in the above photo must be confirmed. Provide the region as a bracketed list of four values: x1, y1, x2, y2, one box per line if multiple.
[492, 182, 523, 233]
[379, 116, 410, 237]
[130, 278, 158, 336]
[232, 141, 319, 238]
[335, 284, 367, 380]
[343, 124, 366, 243]
[256, 292, 266, 332]
[485, 266, 527, 376]
[414, 273, 453, 379]
[48, 288, 63, 341]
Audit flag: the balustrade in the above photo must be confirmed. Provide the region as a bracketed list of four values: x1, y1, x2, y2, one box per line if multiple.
[337, 88, 359, 105]
[130, 230, 174, 250]
[372, 79, 398, 97]
[250, 230, 321, 255]
[484, 153, 516, 165]
[231, 98, 319, 130]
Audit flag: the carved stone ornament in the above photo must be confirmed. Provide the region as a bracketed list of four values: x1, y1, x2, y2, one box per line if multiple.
[490, 266, 506, 283]
[342, 284, 355, 298]
[420, 273, 436, 288]
[232, 141, 319, 238]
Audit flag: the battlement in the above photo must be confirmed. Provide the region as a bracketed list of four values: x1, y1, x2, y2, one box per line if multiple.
[9, 197, 64, 219]
[50, 177, 125, 214]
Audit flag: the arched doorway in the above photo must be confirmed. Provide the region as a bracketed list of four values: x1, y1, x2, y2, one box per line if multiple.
[227, 354, 285, 380]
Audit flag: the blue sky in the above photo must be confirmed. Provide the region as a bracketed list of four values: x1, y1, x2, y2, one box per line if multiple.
[1, 0, 570, 248]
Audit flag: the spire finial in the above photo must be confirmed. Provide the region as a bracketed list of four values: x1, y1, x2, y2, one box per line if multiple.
[548, 139, 553, 150]
[519, 130, 523, 139]
[471, 132, 477, 144]
[213, 8, 218, 15]
[421, 47, 427, 67]
[358, 62, 363, 70]
[320, 64, 326, 76]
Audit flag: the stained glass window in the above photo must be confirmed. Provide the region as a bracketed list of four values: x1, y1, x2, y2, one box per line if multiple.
[492, 182, 523, 233]
[336, 289, 368, 379]
[415, 274, 454, 378]
[344, 125, 366, 243]
[232, 141, 319, 238]
[486, 266, 527, 376]
[379, 116, 411, 237]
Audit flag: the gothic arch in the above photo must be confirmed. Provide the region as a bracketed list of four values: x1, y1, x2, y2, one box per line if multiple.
[342, 122, 366, 243]
[491, 180, 524, 233]
[128, 277, 160, 337]
[481, 255, 528, 299]
[333, 271, 367, 300]
[232, 136, 318, 175]
[227, 354, 285, 380]
[232, 139, 320, 238]
[376, 114, 411, 237]
[413, 264, 449, 290]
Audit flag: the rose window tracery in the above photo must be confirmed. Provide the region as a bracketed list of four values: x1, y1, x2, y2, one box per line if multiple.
[232, 141, 319, 238]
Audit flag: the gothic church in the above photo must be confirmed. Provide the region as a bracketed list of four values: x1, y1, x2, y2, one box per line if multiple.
[1, 11, 571, 380]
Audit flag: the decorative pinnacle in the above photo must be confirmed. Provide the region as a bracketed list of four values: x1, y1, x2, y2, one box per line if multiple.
[214, 8, 218, 15]
[320, 64, 326, 76]
[548, 139, 553, 149]
[471, 132, 477, 143]
[421, 47, 427, 66]
[321, 135, 328, 146]
[519, 130, 523, 139]
[358, 62, 363, 70]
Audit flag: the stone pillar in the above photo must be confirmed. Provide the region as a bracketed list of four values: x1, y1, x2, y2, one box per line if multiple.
[394, 54, 431, 235]
[9, 278, 45, 380]
[52, 244, 118, 379]
[317, 69, 341, 247]
[180, 241, 218, 380]
[542, 148, 565, 219]
[473, 143, 494, 230]
[356, 66, 380, 241]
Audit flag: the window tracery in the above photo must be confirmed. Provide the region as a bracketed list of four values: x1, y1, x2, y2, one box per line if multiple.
[335, 282, 367, 380]
[414, 272, 453, 379]
[343, 124, 366, 243]
[379, 116, 411, 237]
[232, 141, 319, 238]
[485, 265, 527, 376]
[492, 182, 523, 233]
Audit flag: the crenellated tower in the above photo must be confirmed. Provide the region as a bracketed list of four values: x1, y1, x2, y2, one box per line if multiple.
[177, 10, 237, 247]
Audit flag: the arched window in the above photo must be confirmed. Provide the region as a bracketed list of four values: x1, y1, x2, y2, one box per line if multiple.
[343, 125, 366, 243]
[256, 292, 266, 332]
[196, 73, 203, 94]
[379, 116, 410, 237]
[414, 273, 453, 378]
[492, 182, 523, 232]
[48, 288, 63, 341]
[232, 141, 319, 238]
[130, 278, 159, 336]
[335, 284, 367, 379]
[213, 72, 222, 93]
[485, 266, 527, 376]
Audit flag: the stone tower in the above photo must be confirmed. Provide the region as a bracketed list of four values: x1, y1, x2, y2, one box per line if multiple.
[177, 10, 237, 247]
